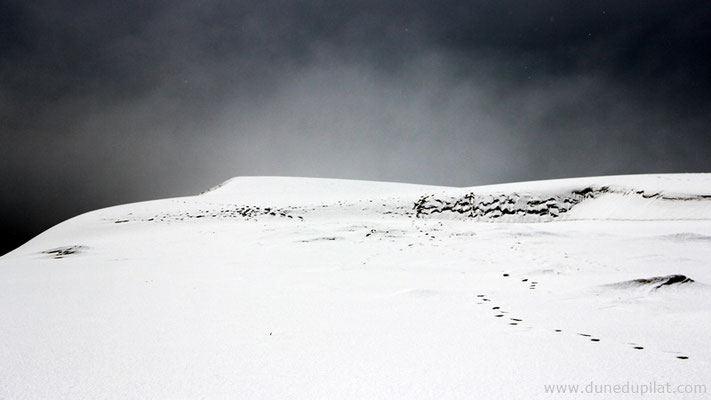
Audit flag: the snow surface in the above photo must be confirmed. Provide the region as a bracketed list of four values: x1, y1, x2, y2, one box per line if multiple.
[2, 174, 711, 399]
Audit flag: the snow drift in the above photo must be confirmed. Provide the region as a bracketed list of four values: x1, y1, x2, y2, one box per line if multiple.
[1, 173, 710, 399]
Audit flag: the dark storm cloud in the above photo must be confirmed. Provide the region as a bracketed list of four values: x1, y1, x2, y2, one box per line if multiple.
[2, 0, 711, 254]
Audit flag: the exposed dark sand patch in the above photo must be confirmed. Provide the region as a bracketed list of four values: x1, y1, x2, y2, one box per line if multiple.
[607, 274, 695, 290]
[41, 245, 88, 259]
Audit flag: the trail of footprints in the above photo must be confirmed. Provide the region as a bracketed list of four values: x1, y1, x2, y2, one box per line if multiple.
[475, 273, 690, 361]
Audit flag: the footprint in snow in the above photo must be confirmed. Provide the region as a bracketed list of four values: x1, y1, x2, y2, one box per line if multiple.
[473, 291, 686, 360]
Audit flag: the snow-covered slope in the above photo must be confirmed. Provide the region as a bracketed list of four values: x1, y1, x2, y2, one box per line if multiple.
[2, 174, 711, 399]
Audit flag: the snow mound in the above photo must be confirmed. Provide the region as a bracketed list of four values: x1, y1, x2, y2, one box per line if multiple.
[606, 274, 697, 290]
[193, 174, 711, 223]
[2, 173, 711, 399]
[9, 174, 711, 257]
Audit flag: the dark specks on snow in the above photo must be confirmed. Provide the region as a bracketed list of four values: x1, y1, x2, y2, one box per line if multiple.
[41, 245, 88, 259]
[113, 205, 303, 224]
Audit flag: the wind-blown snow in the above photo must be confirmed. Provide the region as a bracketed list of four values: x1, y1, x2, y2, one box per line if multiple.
[1, 174, 710, 399]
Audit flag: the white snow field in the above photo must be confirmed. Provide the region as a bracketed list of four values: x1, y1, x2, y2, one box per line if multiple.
[2, 174, 711, 399]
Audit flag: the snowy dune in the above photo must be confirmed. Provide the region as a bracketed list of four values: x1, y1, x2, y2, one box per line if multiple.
[1, 174, 711, 398]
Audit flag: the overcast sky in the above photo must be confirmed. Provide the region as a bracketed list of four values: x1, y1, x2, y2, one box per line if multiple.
[2, 0, 711, 254]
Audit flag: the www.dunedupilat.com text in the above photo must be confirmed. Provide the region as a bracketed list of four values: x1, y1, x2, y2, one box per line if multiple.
[544, 381, 707, 396]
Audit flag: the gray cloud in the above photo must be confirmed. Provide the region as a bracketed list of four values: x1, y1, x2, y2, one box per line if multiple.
[1, 0, 710, 253]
